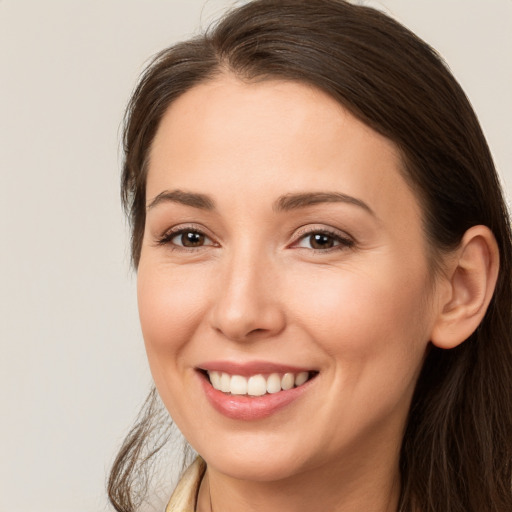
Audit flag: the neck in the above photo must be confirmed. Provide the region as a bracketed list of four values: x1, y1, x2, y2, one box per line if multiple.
[196, 449, 401, 512]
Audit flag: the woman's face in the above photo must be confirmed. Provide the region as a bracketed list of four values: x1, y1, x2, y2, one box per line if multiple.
[138, 76, 443, 482]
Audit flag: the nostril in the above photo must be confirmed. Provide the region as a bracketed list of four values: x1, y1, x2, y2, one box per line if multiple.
[248, 328, 266, 335]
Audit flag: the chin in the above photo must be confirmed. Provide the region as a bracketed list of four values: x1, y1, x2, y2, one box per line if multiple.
[190, 429, 317, 482]
[205, 451, 306, 482]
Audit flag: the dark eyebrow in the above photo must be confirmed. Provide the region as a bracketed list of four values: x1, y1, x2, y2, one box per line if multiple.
[146, 189, 215, 211]
[273, 192, 374, 215]
[147, 189, 373, 216]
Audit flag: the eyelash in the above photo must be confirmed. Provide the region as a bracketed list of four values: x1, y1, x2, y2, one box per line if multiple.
[156, 225, 216, 251]
[156, 226, 354, 252]
[292, 228, 355, 252]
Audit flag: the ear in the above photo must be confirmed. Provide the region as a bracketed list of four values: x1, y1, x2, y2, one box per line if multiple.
[431, 225, 499, 349]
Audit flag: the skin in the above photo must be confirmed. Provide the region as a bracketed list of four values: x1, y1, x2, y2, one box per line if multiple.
[138, 75, 452, 512]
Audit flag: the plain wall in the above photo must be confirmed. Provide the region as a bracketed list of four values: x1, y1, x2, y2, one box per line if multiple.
[0, 1, 510, 510]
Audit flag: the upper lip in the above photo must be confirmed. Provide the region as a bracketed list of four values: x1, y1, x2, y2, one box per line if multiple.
[197, 360, 315, 376]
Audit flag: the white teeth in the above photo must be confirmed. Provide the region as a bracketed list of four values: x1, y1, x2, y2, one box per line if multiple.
[247, 375, 267, 396]
[220, 372, 231, 393]
[230, 375, 247, 395]
[295, 371, 309, 386]
[266, 373, 282, 394]
[207, 370, 312, 396]
[210, 370, 221, 389]
[281, 373, 294, 390]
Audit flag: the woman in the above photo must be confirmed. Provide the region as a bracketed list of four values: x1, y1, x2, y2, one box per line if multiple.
[109, 1, 512, 511]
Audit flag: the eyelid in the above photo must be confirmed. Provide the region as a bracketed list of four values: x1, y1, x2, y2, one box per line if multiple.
[290, 225, 355, 250]
[155, 223, 218, 248]
[154, 223, 353, 251]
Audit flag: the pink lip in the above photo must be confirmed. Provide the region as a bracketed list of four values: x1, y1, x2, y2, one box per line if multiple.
[198, 360, 312, 376]
[197, 364, 317, 421]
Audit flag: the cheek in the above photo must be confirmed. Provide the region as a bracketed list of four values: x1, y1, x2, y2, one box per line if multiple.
[137, 261, 210, 362]
[288, 265, 432, 443]
[136, 261, 215, 429]
[287, 263, 432, 368]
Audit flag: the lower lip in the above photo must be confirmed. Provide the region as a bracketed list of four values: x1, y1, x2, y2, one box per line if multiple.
[199, 372, 314, 421]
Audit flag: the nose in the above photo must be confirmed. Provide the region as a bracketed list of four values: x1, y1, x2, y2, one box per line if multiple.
[208, 248, 286, 342]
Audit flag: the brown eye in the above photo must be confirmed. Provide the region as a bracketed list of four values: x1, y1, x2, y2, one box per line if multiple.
[295, 230, 354, 251]
[175, 230, 206, 247]
[157, 226, 216, 250]
[309, 233, 335, 249]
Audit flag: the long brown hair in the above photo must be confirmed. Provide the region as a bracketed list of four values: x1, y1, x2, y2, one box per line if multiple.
[109, 1, 512, 510]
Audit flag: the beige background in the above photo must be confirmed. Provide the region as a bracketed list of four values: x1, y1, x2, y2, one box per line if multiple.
[0, 1, 510, 510]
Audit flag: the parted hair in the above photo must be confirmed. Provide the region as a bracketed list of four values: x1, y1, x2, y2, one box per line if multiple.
[109, 1, 512, 511]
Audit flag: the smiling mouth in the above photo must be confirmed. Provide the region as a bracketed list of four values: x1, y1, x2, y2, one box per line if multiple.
[203, 370, 318, 397]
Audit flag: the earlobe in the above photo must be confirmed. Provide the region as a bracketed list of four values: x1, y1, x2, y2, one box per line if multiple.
[431, 225, 499, 350]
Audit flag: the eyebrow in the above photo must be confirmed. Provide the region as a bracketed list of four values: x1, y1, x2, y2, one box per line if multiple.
[146, 189, 374, 216]
[146, 190, 215, 211]
[273, 192, 374, 215]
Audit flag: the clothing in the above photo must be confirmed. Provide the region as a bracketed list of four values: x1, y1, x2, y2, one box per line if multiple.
[166, 458, 206, 512]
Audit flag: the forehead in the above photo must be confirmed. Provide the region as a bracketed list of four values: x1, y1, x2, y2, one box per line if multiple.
[147, 75, 421, 225]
